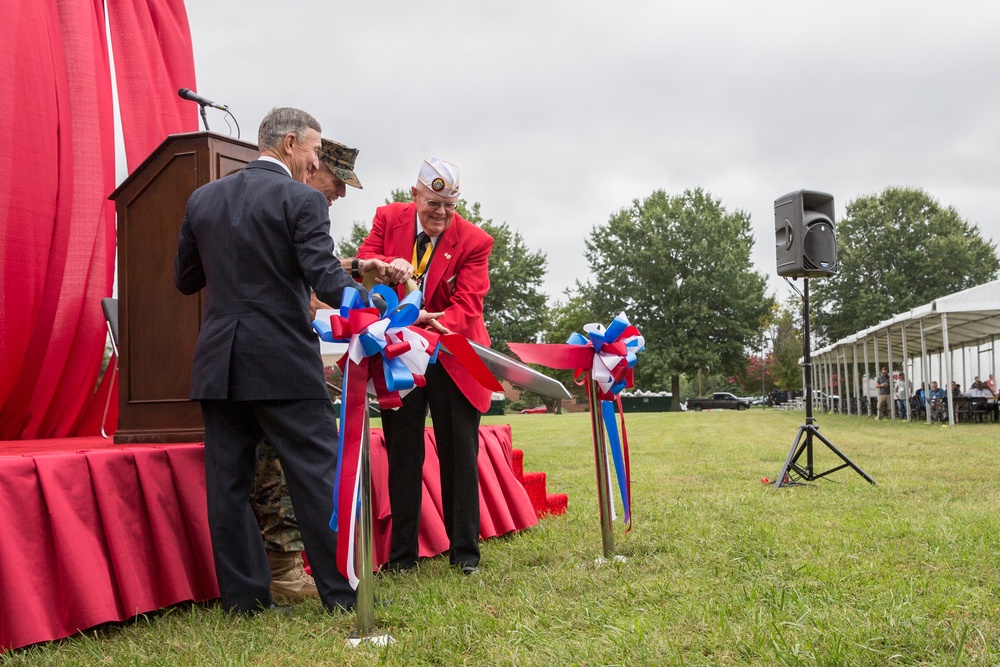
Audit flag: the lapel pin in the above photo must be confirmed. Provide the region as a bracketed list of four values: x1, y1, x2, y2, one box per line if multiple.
[444, 252, 452, 260]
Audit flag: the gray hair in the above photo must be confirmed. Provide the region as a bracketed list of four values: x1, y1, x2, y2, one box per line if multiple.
[257, 107, 321, 151]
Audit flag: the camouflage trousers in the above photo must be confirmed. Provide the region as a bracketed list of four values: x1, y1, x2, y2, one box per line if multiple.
[251, 439, 303, 553]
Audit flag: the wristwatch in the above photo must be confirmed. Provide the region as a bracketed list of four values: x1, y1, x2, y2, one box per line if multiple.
[351, 258, 361, 280]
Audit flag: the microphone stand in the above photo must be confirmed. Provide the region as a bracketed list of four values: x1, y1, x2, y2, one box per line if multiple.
[198, 104, 210, 132]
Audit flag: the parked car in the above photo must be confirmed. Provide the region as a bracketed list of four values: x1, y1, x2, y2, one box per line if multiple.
[769, 389, 790, 406]
[686, 392, 752, 411]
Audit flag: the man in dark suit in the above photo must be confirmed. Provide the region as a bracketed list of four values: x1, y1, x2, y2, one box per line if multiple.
[357, 156, 494, 575]
[249, 137, 369, 605]
[175, 107, 373, 614]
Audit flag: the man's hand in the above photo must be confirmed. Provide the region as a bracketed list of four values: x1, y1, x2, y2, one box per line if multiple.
[418, 310, 446, 328]
[423, 315, 451, 334]
[310, 292, 333, 320]
[359, 258, 394, 284]
[383, 258, 415, 284]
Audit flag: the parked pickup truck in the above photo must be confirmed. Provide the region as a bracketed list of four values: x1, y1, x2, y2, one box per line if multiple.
[686, 392, 752, 411]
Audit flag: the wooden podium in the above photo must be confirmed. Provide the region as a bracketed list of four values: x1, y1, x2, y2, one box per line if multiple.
[109, 132, 258, 443]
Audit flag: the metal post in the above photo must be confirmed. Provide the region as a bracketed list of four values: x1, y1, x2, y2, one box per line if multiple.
[355, 409, 375, 634]
[920, 319, 931, 424]
[820, 352, 826, 411]
[851, 341, 861, 417]
[901, 325, 911, 420]
[834, 353, 839, 411]
[827, 353, 834, 412]
[587, 379, 615, 558]
[830, 351, 836, 413]
[840, 349, 847, 415]
[887, 328, 895, 419]
[816, 352, 823, 412]
[943, 313, 954, 426]
[862, 336, 872, 417]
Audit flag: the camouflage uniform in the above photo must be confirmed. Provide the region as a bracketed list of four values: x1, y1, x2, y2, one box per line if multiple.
[251, 439, 303, 552]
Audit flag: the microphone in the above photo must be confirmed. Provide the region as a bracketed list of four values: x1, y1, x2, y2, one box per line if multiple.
[177, 88, 228, 111]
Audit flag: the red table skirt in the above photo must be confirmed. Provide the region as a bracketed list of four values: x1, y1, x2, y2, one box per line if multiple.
[0, 425, 536, 651]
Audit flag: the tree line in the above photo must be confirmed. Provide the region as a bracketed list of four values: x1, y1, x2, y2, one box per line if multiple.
[338, 187, 999, 409]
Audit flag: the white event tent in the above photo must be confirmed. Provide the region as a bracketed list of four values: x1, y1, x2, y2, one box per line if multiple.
[807, 279, 1000, 426]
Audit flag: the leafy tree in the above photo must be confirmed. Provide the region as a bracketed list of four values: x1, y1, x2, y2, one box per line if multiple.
[546, 287, 597, 346]
[335, 221, 369, 258]
[582, 188, 772, 407]
[539, 288, 598, 402]
[480, 220, 547, 353]
[336, 189, 549, 355]
[812, 187, 999, 343]
[729, 353, 775, 397]
[768, 297, 804, 392]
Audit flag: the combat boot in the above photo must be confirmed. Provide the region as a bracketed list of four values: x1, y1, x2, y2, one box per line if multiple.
[268, 549, 319, 604]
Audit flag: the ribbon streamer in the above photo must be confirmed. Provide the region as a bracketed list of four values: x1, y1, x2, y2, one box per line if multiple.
[508, 313, 644, 529]
[314, 285, 437, 586]
[313, 285, 504, 584]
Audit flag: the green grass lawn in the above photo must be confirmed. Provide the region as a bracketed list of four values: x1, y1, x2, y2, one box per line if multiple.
[5, 410, 1000, 666]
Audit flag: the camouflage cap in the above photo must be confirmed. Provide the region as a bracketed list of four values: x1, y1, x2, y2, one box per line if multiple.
[318, 138, 362, 189]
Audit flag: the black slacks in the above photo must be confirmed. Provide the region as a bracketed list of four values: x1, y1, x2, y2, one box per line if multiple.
[381, 362, 482, 570]
[200, 398, 354, 613]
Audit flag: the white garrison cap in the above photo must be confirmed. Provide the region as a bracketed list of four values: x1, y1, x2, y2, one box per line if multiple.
[417, 156, 460, 197]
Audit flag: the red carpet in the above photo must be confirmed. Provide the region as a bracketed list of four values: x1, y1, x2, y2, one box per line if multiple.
[0, 425, 542, 651]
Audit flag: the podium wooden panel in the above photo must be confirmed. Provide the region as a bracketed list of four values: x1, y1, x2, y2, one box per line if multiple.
[109, 133, 258, 443]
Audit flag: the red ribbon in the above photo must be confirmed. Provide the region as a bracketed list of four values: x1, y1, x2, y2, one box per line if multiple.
[441, 333, 504, 392]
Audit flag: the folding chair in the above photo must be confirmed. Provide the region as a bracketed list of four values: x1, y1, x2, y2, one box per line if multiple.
[101, 297, 119, 439]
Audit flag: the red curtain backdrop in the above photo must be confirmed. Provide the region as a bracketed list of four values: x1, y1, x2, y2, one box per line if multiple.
[0, 0, 115, 439]
[0, 0, 196, 441]
[106, 0, 199, 171]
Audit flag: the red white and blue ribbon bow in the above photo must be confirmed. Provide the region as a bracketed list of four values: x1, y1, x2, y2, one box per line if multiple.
[313, 285, 439, 587]
[507, 313, 644, 529]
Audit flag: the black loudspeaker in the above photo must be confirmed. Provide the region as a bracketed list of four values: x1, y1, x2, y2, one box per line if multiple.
[774, 190, 838, 278]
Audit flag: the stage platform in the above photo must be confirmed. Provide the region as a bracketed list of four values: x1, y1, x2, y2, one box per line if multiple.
[0, 425, 538, 651]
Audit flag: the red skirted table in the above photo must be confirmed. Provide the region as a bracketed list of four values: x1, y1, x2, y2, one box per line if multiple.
[0, 424, 537, 651]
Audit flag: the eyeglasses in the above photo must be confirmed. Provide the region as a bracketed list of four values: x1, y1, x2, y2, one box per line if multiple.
[421, 196, 457, 212]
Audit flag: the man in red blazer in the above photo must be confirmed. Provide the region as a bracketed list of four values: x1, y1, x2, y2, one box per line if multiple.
[357, 156, 494, 574]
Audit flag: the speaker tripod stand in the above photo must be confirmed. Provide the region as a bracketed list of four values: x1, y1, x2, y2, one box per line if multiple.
[774, 278, 876, 488]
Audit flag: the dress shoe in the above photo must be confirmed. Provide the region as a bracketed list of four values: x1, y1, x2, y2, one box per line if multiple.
[460, 565, 479, 576]
[381, 561, 417, 575]
[268, 549, 319, 604]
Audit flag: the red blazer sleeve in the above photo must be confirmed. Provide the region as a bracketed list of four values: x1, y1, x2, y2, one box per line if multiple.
[430, 225, 492, 344]
[356, 203, 403, 265]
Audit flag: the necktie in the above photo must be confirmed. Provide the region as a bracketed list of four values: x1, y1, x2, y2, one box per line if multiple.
[416, 232, 431, 264]
[413, 232, 433, 284]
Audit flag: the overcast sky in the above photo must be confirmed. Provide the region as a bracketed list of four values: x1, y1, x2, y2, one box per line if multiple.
[183, 1, 1000, 303]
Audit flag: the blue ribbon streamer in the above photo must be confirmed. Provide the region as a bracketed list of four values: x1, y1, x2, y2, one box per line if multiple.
[601, 399, 630, 525]
[330, 359, 352, 531]
[322, 285, 427, 532]
[565, 314, 645, 526]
